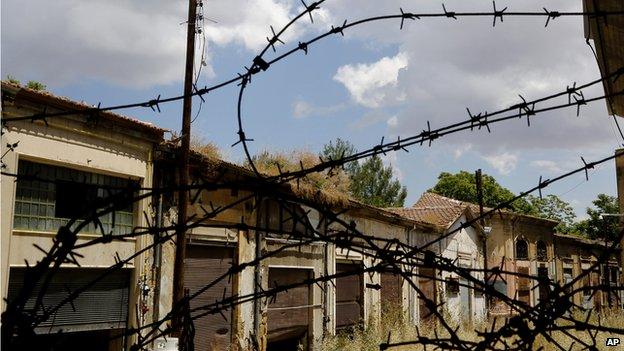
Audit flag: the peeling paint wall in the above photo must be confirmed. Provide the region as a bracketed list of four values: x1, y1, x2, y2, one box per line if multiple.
[1, 102, 159, 347]
[439, 215, 486, 321]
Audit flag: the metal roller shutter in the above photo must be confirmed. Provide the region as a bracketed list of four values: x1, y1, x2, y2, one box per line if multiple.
[267, 268, 311, 343]
[7, 267, 130, 333]
[184, 245, 234, 351]
[335, 263, 363, 329]
[381, 270, 402, 309]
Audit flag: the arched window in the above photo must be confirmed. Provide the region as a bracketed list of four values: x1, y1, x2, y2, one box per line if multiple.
[515, 239, 528, 260]
[536, 241, 548, 261]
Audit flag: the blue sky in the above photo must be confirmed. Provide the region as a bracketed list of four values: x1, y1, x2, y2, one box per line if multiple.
[2, 0, 621, 218]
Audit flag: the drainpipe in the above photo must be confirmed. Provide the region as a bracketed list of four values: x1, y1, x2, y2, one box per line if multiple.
[152, 188, 163, 321]
[253, 196, 262, 345]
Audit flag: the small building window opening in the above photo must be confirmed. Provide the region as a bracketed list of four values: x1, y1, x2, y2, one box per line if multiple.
[446, 277, 459, 295]
[515, 239, 529, 260]
[536, 241, 547, 261]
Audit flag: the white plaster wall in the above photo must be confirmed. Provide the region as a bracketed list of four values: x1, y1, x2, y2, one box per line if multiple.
[439, 215, 486, 322]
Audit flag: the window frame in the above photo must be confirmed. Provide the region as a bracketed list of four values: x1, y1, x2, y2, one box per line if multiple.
[515, 238, 529, 260]
[13, 159, 137, 236]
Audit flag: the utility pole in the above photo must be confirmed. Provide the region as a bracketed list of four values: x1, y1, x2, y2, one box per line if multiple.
[173, 0, 197, 332]
[475, 169, 488, 313]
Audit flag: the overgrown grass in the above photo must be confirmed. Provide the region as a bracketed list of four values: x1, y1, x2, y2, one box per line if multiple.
[321, 307, 624, 350]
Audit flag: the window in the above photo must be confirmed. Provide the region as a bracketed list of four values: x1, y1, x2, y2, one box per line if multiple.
[515, 239, 528, 260]
[258, 198, 312, 238]
[536, 241, 547, 261]
[446, 278, 459, 295]
[611, 267, 619, 285]
[582, 272, 591, 297]
[14, 160, 135, 235]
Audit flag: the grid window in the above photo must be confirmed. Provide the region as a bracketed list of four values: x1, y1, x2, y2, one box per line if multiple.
[13, 160, 136, 235]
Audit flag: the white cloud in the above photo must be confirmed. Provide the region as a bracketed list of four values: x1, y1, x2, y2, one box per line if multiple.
[530, 160, 563, 173]
[453, 144, 473, 160]
[387, 116, 398, 128]
[349, 110, 390, 130]
[381, 152, 403, 181]
[291, 98, 346, 119]
[319, 0, 614, 153]
[2, 0, 189, 88]
[203, 0, 331, 51]
[292, 100, 314, 119]
[333, 52, 408, 108]
[483, 152, 518, 175]
[1, 0, 330, 88]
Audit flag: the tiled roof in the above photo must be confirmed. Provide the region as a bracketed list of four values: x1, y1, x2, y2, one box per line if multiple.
[1, 81, 167, 136]
[386, 192, 468, 229]
[387, 206, 463, 229]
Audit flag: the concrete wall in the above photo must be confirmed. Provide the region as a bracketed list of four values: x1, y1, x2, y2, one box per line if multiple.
[1, 107, 159, 344]
[485, 215, 556, 315]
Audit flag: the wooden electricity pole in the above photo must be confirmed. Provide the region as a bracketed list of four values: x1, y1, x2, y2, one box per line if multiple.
[475, 169, 488, 313]
[173, 0, 197, 332]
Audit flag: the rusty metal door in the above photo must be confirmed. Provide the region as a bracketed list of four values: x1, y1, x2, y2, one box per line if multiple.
[517, 266, 531, 305]
[419, 267, 436, 321]
[184, 245, 234, 351]
[335, 263, 363, 329]
[267, 268, 311, 343]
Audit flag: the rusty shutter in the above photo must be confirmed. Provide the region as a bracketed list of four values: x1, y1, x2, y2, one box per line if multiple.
[7, 267, 130, 334]
[381, 271, 402, 309]
[184, 245, 234, 351]
[418, 267, 436, 321]
[335, 263, 363, 329]
[267, 268, 311, 342]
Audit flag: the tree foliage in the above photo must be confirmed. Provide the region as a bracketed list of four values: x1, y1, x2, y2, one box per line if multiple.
[526, 195, 576, 233]
[573, 194, 620, 242]
[428, 171, 533, 213]
[350, 155, 407, 207]
[321, 139, 407, 207]
[428, 171, 579, 230]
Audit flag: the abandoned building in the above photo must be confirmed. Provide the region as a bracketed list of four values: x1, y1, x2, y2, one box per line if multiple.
[1, 82, 165, 350]
[388, 192, 487, 322]
[395, 192, 623, 317]
[2, 81, 623, 351]
[153, 146, 441, 350]
[554, 233, 621, 310]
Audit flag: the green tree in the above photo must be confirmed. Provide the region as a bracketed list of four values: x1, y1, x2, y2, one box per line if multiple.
[429, 171, 534, 213]
[574, 194, 620, 242]
[320, 138, 358, 174]
[526, 194, 576, 233]
[321, 139, 407, 207]
[350, 155, 407, 207]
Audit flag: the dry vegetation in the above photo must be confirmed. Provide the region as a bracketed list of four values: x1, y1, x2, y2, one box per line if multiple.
[190, 135, 222, 160]
[248, 150, 352, 206]
[321, 307, 624, 351]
